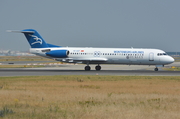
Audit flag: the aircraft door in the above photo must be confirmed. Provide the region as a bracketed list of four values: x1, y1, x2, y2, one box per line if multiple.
[149, 52, 154, 61]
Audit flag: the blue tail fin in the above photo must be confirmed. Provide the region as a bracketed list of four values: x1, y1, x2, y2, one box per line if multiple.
[7, 29, 61, 48]
[21, 29, 48, 48]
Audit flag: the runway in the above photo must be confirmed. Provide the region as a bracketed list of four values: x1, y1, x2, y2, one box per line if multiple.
[0, 63, 180, 76]
[0, 68, 180, 76]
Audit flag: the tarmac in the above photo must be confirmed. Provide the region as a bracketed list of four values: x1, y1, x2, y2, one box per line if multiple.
[0, 62, 180, 76]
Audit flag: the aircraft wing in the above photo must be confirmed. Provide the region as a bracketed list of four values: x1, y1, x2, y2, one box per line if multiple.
[62, 58, 108, 63]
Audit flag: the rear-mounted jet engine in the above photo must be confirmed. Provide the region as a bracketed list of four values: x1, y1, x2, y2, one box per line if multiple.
[46, 50, 69, 58]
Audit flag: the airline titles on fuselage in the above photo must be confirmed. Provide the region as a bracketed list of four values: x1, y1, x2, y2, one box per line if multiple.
[71, 50, 144, 59]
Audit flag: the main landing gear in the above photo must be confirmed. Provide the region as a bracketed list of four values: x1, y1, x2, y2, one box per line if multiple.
[84, 65, 101, 71]
[154, 67, 158, 71]
[85, 66, 91, 71]
[95, 65, 101, 71]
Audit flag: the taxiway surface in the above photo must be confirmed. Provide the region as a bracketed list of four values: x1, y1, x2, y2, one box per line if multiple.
[0, 63, 180, 76]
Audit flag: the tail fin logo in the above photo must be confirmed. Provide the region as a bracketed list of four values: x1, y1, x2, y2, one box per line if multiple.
[29, 34, 42, 45]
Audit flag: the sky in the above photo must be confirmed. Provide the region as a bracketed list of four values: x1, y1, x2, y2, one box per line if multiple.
[0, 0, 180, 52]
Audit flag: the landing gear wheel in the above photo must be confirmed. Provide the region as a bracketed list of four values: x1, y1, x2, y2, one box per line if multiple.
[95, 66, 101, 71]
[85, 66, 91, 71]
[154, 67, 158, 71]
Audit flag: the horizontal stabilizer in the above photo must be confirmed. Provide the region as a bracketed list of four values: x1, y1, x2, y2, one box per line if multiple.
[7, 30, 34, 33]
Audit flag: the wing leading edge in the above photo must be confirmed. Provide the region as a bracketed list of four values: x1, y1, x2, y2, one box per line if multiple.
[61, 58, 108, 63]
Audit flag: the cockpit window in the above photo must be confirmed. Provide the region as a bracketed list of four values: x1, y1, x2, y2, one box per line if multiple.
[157, 53, 167, 56]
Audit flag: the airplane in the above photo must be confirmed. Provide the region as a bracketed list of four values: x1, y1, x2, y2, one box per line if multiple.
[7, 29, 174, 71]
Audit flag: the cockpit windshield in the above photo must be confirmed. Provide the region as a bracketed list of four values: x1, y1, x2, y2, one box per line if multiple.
[157, 53, 167, 56]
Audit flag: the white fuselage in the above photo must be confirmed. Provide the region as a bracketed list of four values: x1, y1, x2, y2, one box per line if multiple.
[30, 47, 174, 66]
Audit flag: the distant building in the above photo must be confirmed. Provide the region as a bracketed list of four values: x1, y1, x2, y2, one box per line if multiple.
[167, 52, 180, 57]
[0, 50, 35, 56]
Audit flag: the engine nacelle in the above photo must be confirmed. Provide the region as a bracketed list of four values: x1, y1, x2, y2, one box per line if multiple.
[46, 50, 69, 58]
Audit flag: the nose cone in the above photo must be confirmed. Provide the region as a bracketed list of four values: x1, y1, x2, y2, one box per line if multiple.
[167, 56, 174, 64]
[160, 56, 174, 64]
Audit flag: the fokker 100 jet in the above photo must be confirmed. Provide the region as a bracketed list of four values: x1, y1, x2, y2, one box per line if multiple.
[8, 29, 174, 71]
